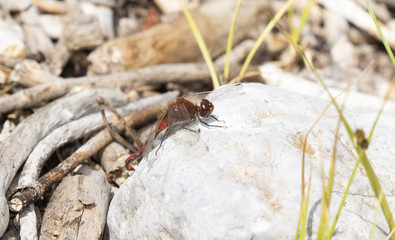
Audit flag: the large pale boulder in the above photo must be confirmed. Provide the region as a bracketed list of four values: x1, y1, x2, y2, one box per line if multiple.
[108, 83, 395, 239]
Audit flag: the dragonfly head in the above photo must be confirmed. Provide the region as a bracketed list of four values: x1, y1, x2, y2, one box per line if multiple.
[198, 99, 214, 118]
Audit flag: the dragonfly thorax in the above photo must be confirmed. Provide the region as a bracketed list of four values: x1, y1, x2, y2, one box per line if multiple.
[198, 99, 214, 118]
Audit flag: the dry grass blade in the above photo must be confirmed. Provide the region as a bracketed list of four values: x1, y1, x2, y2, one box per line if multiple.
[292, 35, 395, 237]
[178, 0, 220, 88]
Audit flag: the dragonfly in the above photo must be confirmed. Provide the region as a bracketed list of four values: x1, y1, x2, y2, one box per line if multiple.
[125, 83, 242, 171]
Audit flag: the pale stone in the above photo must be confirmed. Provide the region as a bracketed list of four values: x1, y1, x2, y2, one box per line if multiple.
[108, 83, 395, 239]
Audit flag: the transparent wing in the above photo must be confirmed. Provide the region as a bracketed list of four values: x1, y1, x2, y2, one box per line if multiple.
[142, 99, 195, 158]
[183, 83, 243, 103]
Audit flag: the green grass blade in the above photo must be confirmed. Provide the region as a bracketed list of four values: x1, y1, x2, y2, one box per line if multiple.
[370, 191, 385, 240]
[296, 173, 312, 240]
[329, 155, 361, 237]
[317, 112, 343, 238]
[364, 0, 395, 233]
[291, 0, 315, 44]
[364, 0, 395, 142]
[224, 0, 243, 81]
[239, 0, 295, 77]
[292, 42, 395, 234]
[178, 0, 220, 88]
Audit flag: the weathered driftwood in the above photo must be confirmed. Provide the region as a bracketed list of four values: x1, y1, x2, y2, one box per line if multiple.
[100, 142, 130, 187]
[80, 1, 115, 39]
[8, 100, 167, 213]
[87, 0, 269, 74]
[0, 54, 25, 68]
[15, 93, 177, 239]
[39, 166, 110, 240]
[20, 7, 54, 59]
[10, 59, 54, 87]
[31, 0, 68, 14]
[0, 39, 253, 114]
[0, 63, 207, 114]
[0, 88, 126, 236]
[318, 0, 395, 49]
[47, 12, 105, 75]
[19, 205, 39, 240]
[15, 92, 176, 239]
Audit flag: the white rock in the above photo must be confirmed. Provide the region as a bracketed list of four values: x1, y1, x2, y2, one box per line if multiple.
[107, 83, 395, 239]
[260, 64, 395, 114]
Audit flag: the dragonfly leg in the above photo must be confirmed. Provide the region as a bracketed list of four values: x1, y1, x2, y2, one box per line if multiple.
[198, 117, 226, 128]
[210, 115, 225, 124]
[180, 126, 199, 133]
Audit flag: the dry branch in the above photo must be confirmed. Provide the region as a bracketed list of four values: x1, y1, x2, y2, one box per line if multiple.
[31, 0, 68, 14]
[0, 55, 25, 68]
[0, 88, 126, 235]
[0, 63, 208, 114]
[87, 0, 269, 74]
[10, 59, 54, 87]
[0, 38, 253, 114]
[39, 166, 110, 240]
[100, 142, 130, 187]
[8, 93, 175, 213]
[16, 92, 177, 238]
[319, 0, 395, 49]
[20, 7, 54, 59]
[47, 13, 105, 75]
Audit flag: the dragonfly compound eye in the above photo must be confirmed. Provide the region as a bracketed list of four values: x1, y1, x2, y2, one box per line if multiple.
[199, 99, 214, 118]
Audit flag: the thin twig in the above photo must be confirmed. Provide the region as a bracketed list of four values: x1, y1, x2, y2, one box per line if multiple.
[0, 39, 254, 114]
[8, 102, 165, 212]
[96, 96, 142, 151]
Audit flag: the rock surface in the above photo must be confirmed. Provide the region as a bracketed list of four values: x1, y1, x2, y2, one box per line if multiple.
[107, 83, 395, 239]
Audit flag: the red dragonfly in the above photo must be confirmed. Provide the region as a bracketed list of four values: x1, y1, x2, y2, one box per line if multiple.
[125, 83, 242, 171]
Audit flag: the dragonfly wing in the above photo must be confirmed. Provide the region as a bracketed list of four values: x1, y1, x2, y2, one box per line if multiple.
[183, 83, 243, 103]
[142, 100, 195, 158]
[183, 91, 210, 105]
[139, 109, 168, 158]
[171, 123, 200, 147]
[206, 83, 243, 102]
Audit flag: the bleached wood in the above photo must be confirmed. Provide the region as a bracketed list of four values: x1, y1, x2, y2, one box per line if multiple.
[39, 167, 110, 240]
[16, 92, 177, 238]
[0, 39, 253, 114]
[20, 7, 54, 59]
[80, 2, 114, 39]
[0, 88, 126, 236]
[100, 142, 130, 187]
[31, 0, 68, 14]
[319, 0, 395, 49]
[87, 0, 269, 74]
[0, 63, 208, 114]
[47, 13, 105, 75]
[10, 59, 54, 87]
